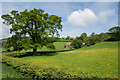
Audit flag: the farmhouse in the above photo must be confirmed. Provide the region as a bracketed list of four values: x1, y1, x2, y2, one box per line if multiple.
[82, 42, 87, 46]
[65, 42, 72, 48]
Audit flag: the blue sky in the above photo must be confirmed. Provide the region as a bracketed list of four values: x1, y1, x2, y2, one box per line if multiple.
[0, 2, 118, 39]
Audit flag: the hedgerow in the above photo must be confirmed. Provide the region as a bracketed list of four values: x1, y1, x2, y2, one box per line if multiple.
[4, 49, 73, 57]
[5, 52, 31, 57]
[2, 55, 84, 79]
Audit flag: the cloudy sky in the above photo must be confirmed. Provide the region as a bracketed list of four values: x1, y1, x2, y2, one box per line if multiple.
[0, 2, 118, 39]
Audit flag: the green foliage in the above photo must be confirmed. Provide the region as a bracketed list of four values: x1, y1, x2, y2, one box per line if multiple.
[71, 39, 82, 49]
[46, 43, 55, 49]
[94, 33, 110, 42]
[66, 36, 70, 40]
[2, 38, 11, 49]
[90, 32, 95, 37]
[2, 63, 32, 78]
[108, 26, 120, 41]
[79, 33, 87, 42]
[5, 52, 30, 57]
[55, 37, 72, 42]
[87, 37, 96, 45]
[85, 32, 110, 45]
[1, 8, 63, 54]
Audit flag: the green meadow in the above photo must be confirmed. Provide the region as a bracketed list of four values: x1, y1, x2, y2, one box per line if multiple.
[21, 41, 118, 78]
[2, 41, 119, 78]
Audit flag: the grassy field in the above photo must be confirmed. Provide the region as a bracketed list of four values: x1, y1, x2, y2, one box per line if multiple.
[22, 41, 118, 78]
[2, 41, 119, 78]
[2, 42, 70, 78]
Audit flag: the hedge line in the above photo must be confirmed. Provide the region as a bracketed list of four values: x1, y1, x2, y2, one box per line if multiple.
[2, 55, 87, 79]
[5, 52, 31, 57]
[4, 49, 74, 58]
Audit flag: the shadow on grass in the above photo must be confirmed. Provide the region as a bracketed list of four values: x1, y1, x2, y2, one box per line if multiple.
[27, 49, 75, 56]
[3, 48, 75, 58]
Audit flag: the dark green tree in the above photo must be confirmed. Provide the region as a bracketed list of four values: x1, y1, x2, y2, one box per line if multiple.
[87, 32, 96, 45]
[108, 26, 120, 41]
[1, 8, 62, 55]
[66, 36, 70, 40]
[79, 33, 87, 42]
[90, 32, 95, 37]
[98, 33, 110, 41]
[71, 39, 82, 49]
[87, 37, 96, 45]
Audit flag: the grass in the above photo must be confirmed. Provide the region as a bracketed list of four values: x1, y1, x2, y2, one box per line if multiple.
[2, 63, 32, 78]
[0, 62, 1, 80]
[22, 41, 119, 78]
[2, 42, 70, 78]
[0, 53, 1, 80]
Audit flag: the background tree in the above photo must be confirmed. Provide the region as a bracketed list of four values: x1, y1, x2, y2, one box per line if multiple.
[98, 33, 110, 41]
[79, 33, 87, 42]
[108, 26, 120, 41]
[66, 36, 70, 40]
[90, 32, 95, 37]
[87, 37, 96, 45]
[1, 8, 63, 55]
[71, 39, 82, 49]
[87, 32, 96, 45]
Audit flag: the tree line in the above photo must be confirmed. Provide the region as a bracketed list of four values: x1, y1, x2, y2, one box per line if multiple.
[70, 26, 120, 49]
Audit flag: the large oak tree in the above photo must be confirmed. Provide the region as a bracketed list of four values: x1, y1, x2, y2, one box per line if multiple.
[1, 8, 63, 55]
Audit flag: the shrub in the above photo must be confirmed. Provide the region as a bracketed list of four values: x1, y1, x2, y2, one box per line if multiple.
[87, 44, 90, 46]
[71, 39, 82, 49]
[4, 49, 74, 57]
[87, 37, 96, 45]
[5, 52, 30, 58]
[89, 39, 96, 45]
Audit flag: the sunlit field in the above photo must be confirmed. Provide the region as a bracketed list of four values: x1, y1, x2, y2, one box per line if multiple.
[21, 41, 118, 78]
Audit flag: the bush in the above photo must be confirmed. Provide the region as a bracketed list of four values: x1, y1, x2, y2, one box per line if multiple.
[71, 39, 82, 49]
[5, 52, 30, 58]
[89, 39, 96, 45]
[87, 37, 96, 45]
[87, 44, 90, 46]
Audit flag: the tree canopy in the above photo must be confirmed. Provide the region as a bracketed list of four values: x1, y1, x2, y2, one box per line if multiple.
[1, 8, 63, 55]
[108, 26, 120, 41]
[79, 33, 87, 42]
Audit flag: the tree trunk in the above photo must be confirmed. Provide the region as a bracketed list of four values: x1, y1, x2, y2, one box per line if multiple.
[33, 48, 37, 56]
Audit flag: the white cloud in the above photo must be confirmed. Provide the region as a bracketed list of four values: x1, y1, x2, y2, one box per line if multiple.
[67, 8, 98, 27]
[0, 15, 11, 39]
[98, 9, 115, 20]
[0, 16, 2, 39]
